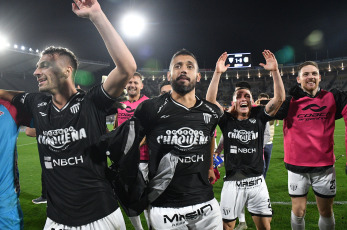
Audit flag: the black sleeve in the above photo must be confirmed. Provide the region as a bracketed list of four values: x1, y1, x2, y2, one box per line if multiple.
[273, 96, 291, 120]
[86, 84, 116, 112]
[330, 88, 347, 120]
[134, 99, 156, 134]
[12, 92, 37, 115]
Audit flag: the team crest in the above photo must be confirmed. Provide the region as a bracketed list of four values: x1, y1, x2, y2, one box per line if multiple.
[203, 113, 212, 124]
[249, 118, 256, 124]
[70, 103, 80, 114]
[290, 183, 298, 191]
[0, 111, 4, 117]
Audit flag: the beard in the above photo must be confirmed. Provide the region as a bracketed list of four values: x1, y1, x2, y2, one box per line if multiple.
[171, 78, 196, 96]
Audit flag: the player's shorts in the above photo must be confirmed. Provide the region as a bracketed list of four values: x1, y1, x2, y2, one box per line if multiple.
[220, 175, 272, 222]
[149, 198, 222, 230]
[0, 200, 23, 230]
[288, 167, 336, 198]
[44, 208, 125, 230]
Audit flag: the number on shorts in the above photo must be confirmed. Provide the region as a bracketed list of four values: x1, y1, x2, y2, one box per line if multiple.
[330, 180, 336, 190]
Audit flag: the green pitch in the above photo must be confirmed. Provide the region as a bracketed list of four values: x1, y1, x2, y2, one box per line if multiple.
[17, 120, 347, 229]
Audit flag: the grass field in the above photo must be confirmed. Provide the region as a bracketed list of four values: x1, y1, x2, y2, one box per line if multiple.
[16, 120, 347, 229]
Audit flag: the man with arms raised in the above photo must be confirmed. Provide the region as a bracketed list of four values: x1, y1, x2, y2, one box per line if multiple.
[206, 50, 285, 230]
[134, 49, 223, 229]
[0, 0, 136, 229]
[275, 61, 345, 230]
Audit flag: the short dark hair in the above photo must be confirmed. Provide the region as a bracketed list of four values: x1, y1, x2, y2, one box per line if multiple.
[258, 93, 269, 99]
[235, 81, 251, 90]
[169, 49, 199, 71]
[42, 46, 78, 76]
[159, 79, 171, 93]
[297, 61, 319, 75]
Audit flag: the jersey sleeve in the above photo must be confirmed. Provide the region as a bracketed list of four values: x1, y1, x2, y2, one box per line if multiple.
[134, 99, 156, 134]
[273, 96, 291, 120]
[330, 88, 347, 120]
[10, 93, 34, 126]
[86, 84, 117, 112]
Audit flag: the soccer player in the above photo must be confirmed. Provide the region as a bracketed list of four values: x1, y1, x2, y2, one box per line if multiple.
[0, 100, 30, 230]
[159, 79, 172, 95]
[113, 72, 149, 230]
[206, 50, 285, 230]
[134, 49, 223, 229]
[0, 0, 136, 229]
[274, 61, 345, 230]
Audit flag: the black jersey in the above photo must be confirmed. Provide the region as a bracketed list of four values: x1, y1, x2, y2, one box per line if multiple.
[219, 106, 272, 179]
[134, 93, 222, 207]
[13, 84, 118, 226]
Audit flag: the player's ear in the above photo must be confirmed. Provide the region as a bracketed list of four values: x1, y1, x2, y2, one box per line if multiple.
[167, 71, 171, 81]
[196, 72, 201, 82]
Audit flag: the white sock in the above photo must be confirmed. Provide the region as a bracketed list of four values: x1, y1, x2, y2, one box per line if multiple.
[129, 215, 144, 230]
[291, 211, 305, 230]
[318, 214, 335, 230]
[238, 206, 246, 223]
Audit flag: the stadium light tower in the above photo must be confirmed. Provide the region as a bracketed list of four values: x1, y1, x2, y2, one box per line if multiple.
[121, 12, 146, 38]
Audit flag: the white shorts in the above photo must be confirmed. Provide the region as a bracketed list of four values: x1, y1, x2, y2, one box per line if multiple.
[288, 167, 336, 198]
[220, 175, 272, 222]
[44, 208, 126, 230]
[149, 198, 222, 230]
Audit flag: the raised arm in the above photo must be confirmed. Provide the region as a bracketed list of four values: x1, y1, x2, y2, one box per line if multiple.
[0, 90, 24, 102]
[72, 0, 136, 98]
[259, 50, 285, 116]
[206, 52, 230, 112]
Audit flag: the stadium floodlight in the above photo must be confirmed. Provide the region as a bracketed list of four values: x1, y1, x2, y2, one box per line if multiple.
[342, 63, 344, 71]
[21, 45, 26, 51]
[121, 12, 146, 38]
[14, 44, 18, 49]
[0, 35, 8, 51]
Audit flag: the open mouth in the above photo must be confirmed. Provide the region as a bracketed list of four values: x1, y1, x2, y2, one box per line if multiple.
[38, 78, 47, 86]
[240, 102, 248, 108]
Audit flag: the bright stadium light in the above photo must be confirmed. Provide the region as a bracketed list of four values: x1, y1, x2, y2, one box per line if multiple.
[121, 13, 146, 38]
[0, 35, 8, 51]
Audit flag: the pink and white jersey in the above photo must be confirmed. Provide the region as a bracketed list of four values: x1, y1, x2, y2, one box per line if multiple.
[117, 95, 149, 160]
[117, 95, 149, 126]
[283, 90, 336, 167]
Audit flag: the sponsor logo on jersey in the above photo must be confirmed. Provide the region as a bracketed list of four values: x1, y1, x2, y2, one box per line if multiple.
[163, 204, 213, 225]
[44, 155, 84, 169]
[249, 118, 256, 124]
[157, 127, 209, 148]
[0, 111, 4, 117]
[39, 112, 47, 117]
[297, 104, 330, 121]
[236, 177, 262, 187]
[230, 145, 237, 154]
[228, 129, 258, 144]
[37, 102, 47, 108]
[238, 147, 256, 154]
[203, 113, 212, 124]
[123, 106, 135, 113]
[37, 126, 87, 151]
[70, 102, 80, 114]
[176, 154, 204, 164]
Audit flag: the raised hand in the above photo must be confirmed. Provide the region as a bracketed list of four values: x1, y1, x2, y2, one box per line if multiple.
[72, 0, 101, 19]
[215, 52, 230, 74]
[259, 50, 278, 71]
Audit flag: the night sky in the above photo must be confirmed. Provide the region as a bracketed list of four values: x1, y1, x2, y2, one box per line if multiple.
[1, 0, 347, 70]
